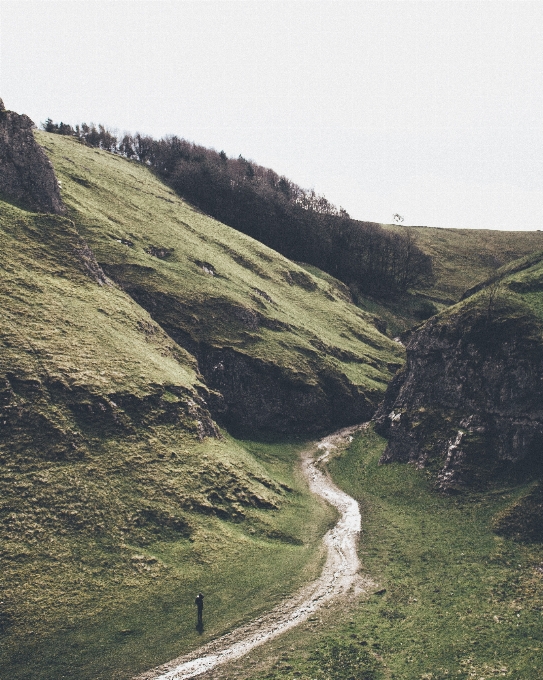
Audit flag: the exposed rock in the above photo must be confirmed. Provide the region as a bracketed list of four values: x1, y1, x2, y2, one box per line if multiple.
[162, 320, 375, 436]
[374, 308, 543, 491]
[282, 269, 318, 291]
[195, 345, 374, 435]
[146, 245, 173, 259]
[0, 374, 219, 462]
[0, 99, 65, 214]
[71, 236, 109, 285]
[100, 277, 377, 435]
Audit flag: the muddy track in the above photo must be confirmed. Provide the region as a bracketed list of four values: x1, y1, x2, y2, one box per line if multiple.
[134, 424, 370, 680]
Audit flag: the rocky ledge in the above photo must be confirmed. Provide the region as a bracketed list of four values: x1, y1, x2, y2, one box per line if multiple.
[0, 99, 65, 214]
[374, 307, 543, 491]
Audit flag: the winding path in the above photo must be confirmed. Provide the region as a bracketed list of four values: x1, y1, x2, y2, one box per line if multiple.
[135, 424, 369, 680]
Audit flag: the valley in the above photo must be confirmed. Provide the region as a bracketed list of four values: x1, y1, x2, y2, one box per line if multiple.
[0, 102, 542, 680]
[135, 426, 366, 680]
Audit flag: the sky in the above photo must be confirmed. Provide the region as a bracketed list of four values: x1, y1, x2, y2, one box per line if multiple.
[1, 0, 542, 230]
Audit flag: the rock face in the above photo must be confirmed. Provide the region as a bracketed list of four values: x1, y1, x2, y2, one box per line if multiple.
[109, 283, 376, 436]
[194, 345, 375, 435]
[374, 309, 543, 491]
[0, 99, 65, 213]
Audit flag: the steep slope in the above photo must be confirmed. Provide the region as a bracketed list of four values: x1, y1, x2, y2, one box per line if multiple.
[37, 130, 403, 435]
[0, 100, 65, 214]
[374, 253, 543, 501]
[0, 198, 327, 676]
[0, 125, 402, 680]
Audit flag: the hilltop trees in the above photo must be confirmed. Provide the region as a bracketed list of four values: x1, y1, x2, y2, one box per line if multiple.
[42, 120, 433, 298]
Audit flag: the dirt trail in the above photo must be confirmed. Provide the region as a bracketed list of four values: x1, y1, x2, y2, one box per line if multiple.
[134, 424, 371, 680]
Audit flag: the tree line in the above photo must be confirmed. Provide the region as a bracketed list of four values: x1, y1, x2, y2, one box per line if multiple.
[42, 119, 433, 299]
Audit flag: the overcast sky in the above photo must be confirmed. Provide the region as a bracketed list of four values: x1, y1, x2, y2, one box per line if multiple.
[1, 1, 542, 230]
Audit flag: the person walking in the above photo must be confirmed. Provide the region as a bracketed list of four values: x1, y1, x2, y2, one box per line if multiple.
[195, 592, 204, 626]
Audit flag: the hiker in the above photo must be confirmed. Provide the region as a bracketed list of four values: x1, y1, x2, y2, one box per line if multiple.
[195, 592, 204, 625]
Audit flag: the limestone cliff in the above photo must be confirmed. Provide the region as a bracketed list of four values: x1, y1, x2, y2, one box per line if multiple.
[0, 99, 65, 213]
[374, 281, 543, 492]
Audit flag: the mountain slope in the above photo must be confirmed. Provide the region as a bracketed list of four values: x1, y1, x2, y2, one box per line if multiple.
[0, 125, 402, 679]
[38, 130, 403, 434]
[0, 197, 333, 677]
[383, 223, 543, 303]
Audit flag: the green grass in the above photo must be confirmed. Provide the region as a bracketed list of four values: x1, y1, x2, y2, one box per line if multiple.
[0, 194, 336, 678]
[352, 224, 543, 335]
[1, 131, 373, 679]
[331, 428, 543, 679]
[302, 224, 543, 337]
[0, 126, 403, 680]
[1, 434, 335, 680]
[3, 129, 542, 680]
[247, 427, 543, 680]
[37, 131, 403, 398]
[384, 224, 543, 303]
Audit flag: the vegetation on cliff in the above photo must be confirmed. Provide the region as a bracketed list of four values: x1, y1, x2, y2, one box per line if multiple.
[374, 250, 543, 548]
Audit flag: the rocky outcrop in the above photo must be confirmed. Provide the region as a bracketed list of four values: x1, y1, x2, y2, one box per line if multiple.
[0, 99, 65, 213]
[194, 345, 375, 435]
[374, 307, 543, 491]
[0, 373, 220, 461]
[101, 277, 377, 436]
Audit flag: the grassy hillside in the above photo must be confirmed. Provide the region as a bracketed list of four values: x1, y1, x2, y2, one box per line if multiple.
[242, 257, 543, 679]
[384, 223, 543, 303]
[5, 126, 541, 680]
[38, 131, 403, 434]
[0, 131, 403, 679]
[355, 224, 543, 335]
[0, 198, 336, 679]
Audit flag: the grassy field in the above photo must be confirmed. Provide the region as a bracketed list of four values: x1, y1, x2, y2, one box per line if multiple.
[240, 427, 543, 680]
[2, 132, 396, 678]
[304, 225, 543, 337]
[345, 224, 543, 336]
[1, 432, 335, 680]
[3, 130, 543, 679]
[37, 131, 403, 406]
[384, 224, 543, 303]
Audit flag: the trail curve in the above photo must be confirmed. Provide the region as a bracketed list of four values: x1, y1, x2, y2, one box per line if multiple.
[134, 424, 369, 680]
